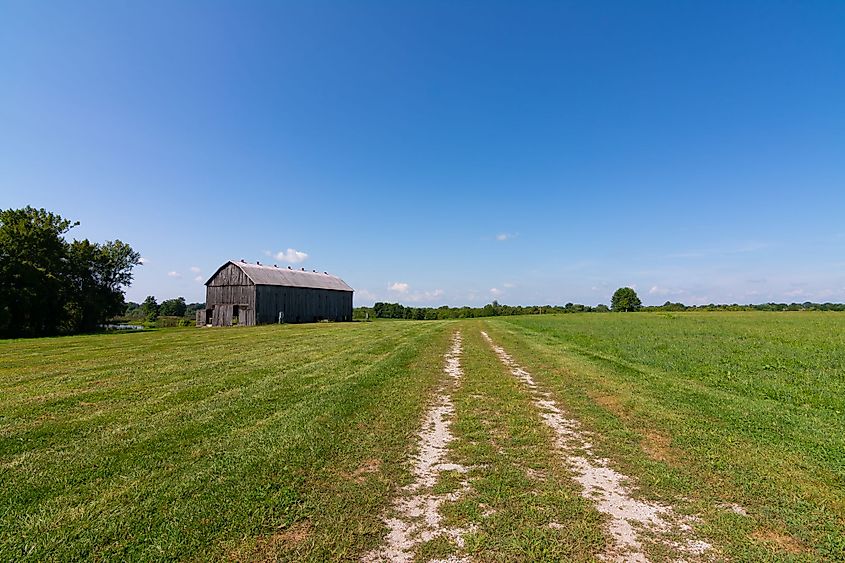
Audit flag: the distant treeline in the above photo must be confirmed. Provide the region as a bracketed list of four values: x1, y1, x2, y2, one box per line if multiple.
[121, 298, 205, 327]
[643, 301, 845, 312]
[358, 301, 605, 320]
[356, 300, 845, 320]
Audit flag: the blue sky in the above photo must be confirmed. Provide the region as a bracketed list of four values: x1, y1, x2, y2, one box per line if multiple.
[2, 1, 844, 306]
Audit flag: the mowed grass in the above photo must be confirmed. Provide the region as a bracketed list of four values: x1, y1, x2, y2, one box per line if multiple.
[484, 312, 845, 561]
[0, 322, 452, 561]
[3, 313, 844, 561]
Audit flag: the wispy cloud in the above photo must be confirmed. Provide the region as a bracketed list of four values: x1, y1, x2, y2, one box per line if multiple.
[167, 271, 181, 278]
[194, 275, 204, 283]
[648, 285, 686, 296]
[784, 288, 806, 297]
[407, 288, 444, 303]
[666, 242, 769, 259]
[490, 287, 503, 296]
[388, 282, 409, 293]
[190, 266, 201, 273]
[387, 282, 444, 303]
[356, 289, 378, 302]
[495, 232, 516, 241]
[265, 248, 309, 263]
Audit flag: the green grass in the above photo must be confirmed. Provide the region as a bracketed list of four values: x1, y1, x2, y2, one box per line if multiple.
[2, 312, 844, 561]
[485, 312, 845, 561]
[1, 322, 452, 560]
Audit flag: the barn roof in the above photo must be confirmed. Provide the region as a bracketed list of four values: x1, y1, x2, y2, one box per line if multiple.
[207, 261, 354, 292]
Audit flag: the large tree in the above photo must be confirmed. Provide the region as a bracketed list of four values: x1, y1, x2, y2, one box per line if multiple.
[159, 297, 187, 317]
[65, 239, 141, 332]
[0, 206, 140, 337]
[140, 296, 160, 322]
[611, 287, 642, 312]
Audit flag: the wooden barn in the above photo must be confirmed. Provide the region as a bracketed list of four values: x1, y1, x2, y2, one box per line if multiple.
[198, 260, 353, 326]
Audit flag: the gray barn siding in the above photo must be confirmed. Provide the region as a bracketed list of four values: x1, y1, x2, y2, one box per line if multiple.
[205, 285, 255, 308]
[212, 304, 233, 326]
[207, 263, 252, 287]
[255, 285, 352, 323]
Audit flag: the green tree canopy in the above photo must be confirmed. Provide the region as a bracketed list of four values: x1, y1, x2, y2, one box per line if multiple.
[159, 297, 187, 317]
[141, 296, 160, 322]
[611, 287, 642, 312]
[0, 206, 140, 337]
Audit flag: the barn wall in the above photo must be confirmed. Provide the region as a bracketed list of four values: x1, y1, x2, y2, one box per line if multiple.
[206, 263, 257, 326]
[256, 285, 353, 323]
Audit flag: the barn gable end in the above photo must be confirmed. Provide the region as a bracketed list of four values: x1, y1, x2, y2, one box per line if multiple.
[207, 262, 254, 287]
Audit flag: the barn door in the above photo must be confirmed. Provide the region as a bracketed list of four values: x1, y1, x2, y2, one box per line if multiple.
[241, 306, 254, 326]
[212, 305, 234, 326]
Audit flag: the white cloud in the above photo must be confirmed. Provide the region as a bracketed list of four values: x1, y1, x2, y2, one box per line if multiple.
[194, 275, 204, 283]
[490, 287, 503, 296]
[495, 232, 516, 241]
[267, 248, 309, 263]
[784, 288, 806, 297]
[649, 285, 687, 297]
[503, 282, 516, 288]
[385, 283, 444, 303]
[388, 282, 409, 293]
[356, 289, 378, 302]
[190, 266, 201, 273]
[167, 271, 181, 278]
[406, 289, 444, 303]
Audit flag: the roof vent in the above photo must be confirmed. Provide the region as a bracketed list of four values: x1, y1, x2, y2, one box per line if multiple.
[324, 271, 328, 274]
[287, 266, 292, 269]
[273, 264, 278, 268]
[312, 269, 316, 273]
[301, 267, 305, 271]
[256, 261, 260, 265]
[240, 259, 245, 263]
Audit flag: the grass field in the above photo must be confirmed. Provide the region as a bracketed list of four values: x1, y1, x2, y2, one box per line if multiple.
[2, 313, 843, 561]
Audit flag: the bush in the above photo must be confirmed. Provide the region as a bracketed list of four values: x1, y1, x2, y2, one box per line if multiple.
[155, 316, 184, 328]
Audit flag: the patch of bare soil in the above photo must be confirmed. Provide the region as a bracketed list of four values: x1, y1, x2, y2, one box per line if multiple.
[481, 331, 711, 563]
[343, 458, 382, 483]
[229, 521, 312, 561]
[363, 332, 473, 563]
[594, 394, 625, 416]
[641, 431, 673, 464]
[751, 528, 808, 554]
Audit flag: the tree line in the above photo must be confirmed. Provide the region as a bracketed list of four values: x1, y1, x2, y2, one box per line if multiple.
[358, 301, 610, 320]
[0, 207, 140, 337]
[122, 297, 205, 325]
[358, 285, 845, 321]
[643, 301, 845, 312]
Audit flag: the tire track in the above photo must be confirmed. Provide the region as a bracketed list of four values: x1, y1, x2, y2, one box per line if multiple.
[364, 331, 474, 563]
[481, 331, 711, 562]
